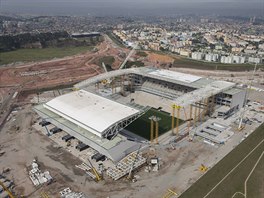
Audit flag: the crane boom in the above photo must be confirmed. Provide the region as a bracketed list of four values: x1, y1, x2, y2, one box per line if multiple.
[238, 63, 258, 130]
[0, 181, 15, 198]
[127, 145, 142, 180]
[119, 43, 138, 70]
[87, 158, 101, 182]
[102, 62, 108, 73]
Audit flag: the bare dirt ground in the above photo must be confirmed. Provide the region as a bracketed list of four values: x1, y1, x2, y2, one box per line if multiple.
[0, 104, 215, 198]
[147, 52, 175, 65]
[1, 100, 263, 198]
[0, 106, 85, 197]
[0, 34, 130, 96]
[0, 45, 101, 92]
[4, 103, 262, 198]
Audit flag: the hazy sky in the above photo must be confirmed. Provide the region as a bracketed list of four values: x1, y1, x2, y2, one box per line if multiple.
[1, 0, 263, 16]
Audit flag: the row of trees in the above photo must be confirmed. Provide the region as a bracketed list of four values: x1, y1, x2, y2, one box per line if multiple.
[0, 31, 69, 52]
[0, 32, 103, 52]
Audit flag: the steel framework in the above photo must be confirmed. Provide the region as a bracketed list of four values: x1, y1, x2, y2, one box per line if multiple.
[103, 107, 151, 139]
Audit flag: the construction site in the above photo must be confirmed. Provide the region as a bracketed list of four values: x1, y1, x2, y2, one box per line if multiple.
[0, 35, 264, 198]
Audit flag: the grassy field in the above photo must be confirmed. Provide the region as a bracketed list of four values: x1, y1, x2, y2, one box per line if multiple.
[179, 123, 264, 198]
[136, 51, 148, 57]
[173, 56, 264, 71]
[97, 56, 115, 66]
[126, 60, 145, 68]
[125, 108, 184, 140]
[0, 46, 94, 65]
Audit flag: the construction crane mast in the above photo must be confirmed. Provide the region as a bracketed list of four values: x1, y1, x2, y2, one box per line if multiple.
[238, 63, 258, 130]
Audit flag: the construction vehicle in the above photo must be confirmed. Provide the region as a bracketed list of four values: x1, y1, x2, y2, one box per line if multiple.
[66, 140, 71, 147]
[238, 125, 245, 131]
[199, 164, 208, 172]
[101, 79, 108, 84]
[100, 62, 112, 85]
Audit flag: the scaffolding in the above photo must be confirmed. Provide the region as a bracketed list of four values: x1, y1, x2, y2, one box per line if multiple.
[106, 151, 146, 181]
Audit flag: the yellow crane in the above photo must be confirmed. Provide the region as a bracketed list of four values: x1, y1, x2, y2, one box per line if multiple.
[0, 181, 15, 198]
[149, 116, 161, 144]
[199, 164, 208, 172]
[40, 192, 50, 198]
[163, 189, 178, 198]
[171, 104, 181, 135]
[171, 103, 194, 137]
[87, 158, 102, 182]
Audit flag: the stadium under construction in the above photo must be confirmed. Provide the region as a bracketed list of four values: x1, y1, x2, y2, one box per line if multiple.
[34, 67, 246, 162]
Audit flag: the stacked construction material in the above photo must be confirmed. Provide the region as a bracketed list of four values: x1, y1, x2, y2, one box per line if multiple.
[60, 187, 87, 198]
[28, 160, 53, 186]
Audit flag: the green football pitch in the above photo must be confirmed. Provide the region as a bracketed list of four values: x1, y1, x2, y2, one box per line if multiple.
[125, 108, 184, 140]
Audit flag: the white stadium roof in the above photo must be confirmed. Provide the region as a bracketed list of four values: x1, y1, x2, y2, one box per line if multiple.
[74, 67, 204, 90]
[44, 90, 140, 138]
[148, 69, 202, 83]
[173, 80, 235, 107]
